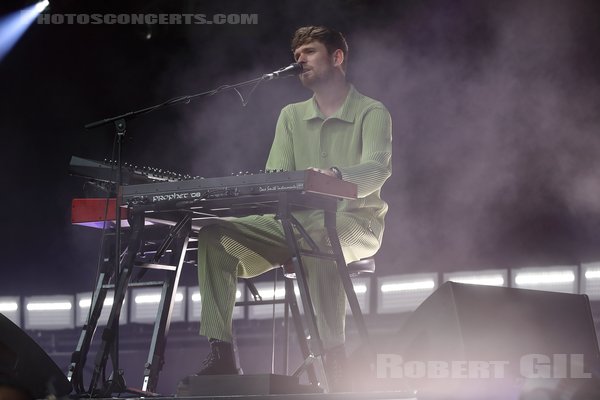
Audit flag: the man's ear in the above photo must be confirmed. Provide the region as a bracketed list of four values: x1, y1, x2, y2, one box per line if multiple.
[332, 49, 344, 67]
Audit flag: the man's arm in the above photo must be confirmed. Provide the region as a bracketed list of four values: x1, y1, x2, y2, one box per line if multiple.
[337, 106, 392, 198]
[265, 107, 295, 171]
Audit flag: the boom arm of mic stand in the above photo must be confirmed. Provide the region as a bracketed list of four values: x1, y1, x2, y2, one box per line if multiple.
[84, 76, 265, 130]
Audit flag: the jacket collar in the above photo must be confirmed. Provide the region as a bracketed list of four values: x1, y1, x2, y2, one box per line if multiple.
[303, 84, 357, 123]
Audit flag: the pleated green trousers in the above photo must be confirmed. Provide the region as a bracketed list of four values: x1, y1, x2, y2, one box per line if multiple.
[197, 212, 380, 349]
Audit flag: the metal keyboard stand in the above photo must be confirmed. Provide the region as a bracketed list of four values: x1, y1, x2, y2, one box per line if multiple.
[67, 207, 192, 396]
[68, 189, 371, 395]
[274, 192, 372, 393]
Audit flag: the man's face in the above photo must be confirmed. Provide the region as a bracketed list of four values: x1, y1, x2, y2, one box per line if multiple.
[293, 40, 337, 88]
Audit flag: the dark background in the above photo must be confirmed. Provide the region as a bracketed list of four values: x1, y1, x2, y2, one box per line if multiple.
[1, 0, 600, 296]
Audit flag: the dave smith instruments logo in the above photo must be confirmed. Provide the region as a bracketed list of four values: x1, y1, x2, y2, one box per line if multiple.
[257, 183, 303, 192]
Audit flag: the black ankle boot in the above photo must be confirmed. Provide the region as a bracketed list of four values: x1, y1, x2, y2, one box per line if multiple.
[196, 339, 238, 375]
[324, 344, 350, 392]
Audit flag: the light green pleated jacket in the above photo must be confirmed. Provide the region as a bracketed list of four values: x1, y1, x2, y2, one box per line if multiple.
[265, 85, 393, 262]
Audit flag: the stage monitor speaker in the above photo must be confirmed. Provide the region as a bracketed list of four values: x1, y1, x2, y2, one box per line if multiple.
[0, 313, 71, 398]
[387, 282, 600, 398]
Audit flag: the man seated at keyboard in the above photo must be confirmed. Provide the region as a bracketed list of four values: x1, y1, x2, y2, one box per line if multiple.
[195, 25, 392, 392]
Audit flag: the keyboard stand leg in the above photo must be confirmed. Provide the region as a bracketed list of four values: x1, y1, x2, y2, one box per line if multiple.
[278, 196, 328, 392]
[284, 278, 320, 386]
[67, 231, 117, 394]
[142, 214, 192, 392]
[88, 210, 145, 396]
[324, 210, 373, 362]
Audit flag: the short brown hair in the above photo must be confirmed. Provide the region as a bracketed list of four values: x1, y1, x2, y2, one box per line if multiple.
[291, 26, 348, 61]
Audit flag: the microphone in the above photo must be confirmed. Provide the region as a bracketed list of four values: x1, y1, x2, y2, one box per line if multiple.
[263, 63, 304, 80]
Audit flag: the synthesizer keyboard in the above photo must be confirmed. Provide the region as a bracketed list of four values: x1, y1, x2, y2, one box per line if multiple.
[69, 156, 194, 185]
[120, 170, 357, 204]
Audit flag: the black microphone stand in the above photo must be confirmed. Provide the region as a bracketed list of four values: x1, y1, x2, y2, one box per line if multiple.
[81, 69, 295, 397]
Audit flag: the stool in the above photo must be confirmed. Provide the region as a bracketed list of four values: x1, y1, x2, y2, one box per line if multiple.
[238, 269, 312, 380]
[238, 258, 375, 380]
[280, 257, 376, 376]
